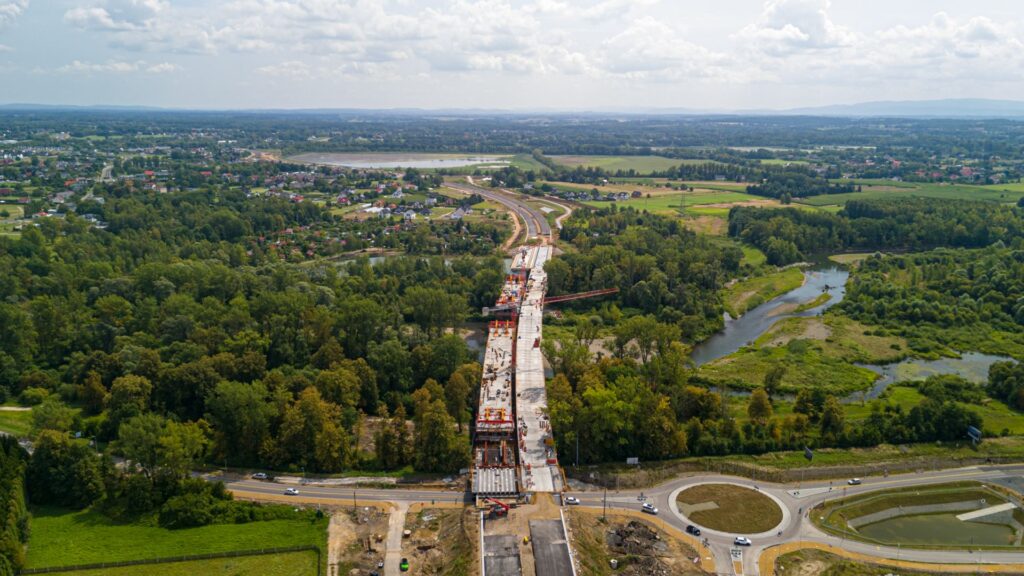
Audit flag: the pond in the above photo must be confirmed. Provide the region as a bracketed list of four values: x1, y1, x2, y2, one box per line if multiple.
[855, 352, 1018, 399]
[858, 513, 1017, 547]
[690, 266, 849, 366]
[856, 350, 1015, 399]
[293, 153, 509, 169]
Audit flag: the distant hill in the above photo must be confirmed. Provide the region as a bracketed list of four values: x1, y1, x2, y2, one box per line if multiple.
[781, 99, 1024, 118]
[3, 98, 1024, 119]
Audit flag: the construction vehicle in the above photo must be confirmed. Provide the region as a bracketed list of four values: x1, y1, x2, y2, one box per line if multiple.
[484, 497, 511, 518]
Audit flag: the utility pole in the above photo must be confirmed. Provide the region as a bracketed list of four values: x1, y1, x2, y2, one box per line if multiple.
[353, 490, 357, 510]
[603, 488, 607, 521]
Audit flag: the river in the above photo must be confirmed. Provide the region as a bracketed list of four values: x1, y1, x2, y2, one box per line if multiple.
[690, 266, 849, 367]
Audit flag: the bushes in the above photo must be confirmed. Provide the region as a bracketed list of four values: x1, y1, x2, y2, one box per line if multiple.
[0, 436, 29, 575]
[26, 431, 104, 509]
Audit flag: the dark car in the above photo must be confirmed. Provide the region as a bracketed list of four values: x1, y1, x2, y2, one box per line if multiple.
[686, 525, 701, 536]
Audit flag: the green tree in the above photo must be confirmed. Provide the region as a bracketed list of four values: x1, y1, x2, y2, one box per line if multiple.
[26, 431, 103, 509]
[32, 397, 76, 434]
[268, 387, 351, 473]
[763, 366, 786, 398]
[205, 380, 274, 466]
[413, 398, 469, 473]
[747, 388, 773, 426]
[819, 396, 846, 440]
[117, 413, 167, 478]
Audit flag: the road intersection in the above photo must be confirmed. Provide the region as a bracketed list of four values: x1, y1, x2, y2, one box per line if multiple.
[223, 464, 1024, 575]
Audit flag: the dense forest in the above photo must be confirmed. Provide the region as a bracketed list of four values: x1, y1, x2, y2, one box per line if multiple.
[550, 206, 743, 341]
[728, 198, 1024, 264]
[839, 247, 1024, 357]
[5, 111, 1024, 159]
[0, 191, 497, 477]
[0, 437, 27, 576]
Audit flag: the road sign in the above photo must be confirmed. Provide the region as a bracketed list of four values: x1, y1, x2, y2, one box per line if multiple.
[804, 447, 814, 461]
[626, 457, 639, 465]
[968, 426, 982, 442]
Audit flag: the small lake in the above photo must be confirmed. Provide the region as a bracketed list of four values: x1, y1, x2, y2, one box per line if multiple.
[855, 352, 1017, 399]
[294, 153, 509, 169]
[858, 513, 1017, 547]
[690, 266, 849, 366]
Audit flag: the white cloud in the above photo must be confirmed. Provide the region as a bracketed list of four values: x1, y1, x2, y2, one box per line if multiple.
[52, 0, 1024, 100]
[739, 0, 856, 56]
[0, 0, 27, 28]
[598, 16, 738, 81]
[65, 0, 167, 31]
[56, 59, 179, 74]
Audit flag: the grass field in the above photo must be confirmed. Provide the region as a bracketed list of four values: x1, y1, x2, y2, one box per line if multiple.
[49, 550, 319, 576]
[795, 180, 1024, 208]
[26, 506, 327, 569]
[548, 155, 695, 172]
[723, 266, 804, 317]
[0, 204, 24, 218]
[827, 253, 876, 265]
[676, 484, 782, 533]
[700, 315, 908, 395]
[0, 408, 32, 437]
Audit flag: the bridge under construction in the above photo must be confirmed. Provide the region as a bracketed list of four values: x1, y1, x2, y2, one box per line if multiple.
[471, 245, 562, 496]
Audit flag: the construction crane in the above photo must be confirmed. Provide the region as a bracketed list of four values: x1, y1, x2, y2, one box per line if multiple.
[484, 497, 511, 518]
[482, 287, 619, 315]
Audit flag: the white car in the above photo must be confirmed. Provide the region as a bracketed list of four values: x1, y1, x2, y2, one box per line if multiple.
[251, 472, 268, 480]
[848, 478, 862, 485]
[734, 537, 752, 546]
[564, 496, 580, 505]
[641, 503, 658, 515]
[284, 487, 300, 495]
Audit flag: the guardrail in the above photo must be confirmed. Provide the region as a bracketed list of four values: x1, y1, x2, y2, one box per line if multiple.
[19, 545, 321, 575]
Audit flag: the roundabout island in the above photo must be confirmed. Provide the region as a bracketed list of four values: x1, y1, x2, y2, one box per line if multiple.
[675, 483, 786, 535]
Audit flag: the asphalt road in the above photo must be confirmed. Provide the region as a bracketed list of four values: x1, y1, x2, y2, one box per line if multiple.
[446, 180, 552, 240]
[223, 465, 1024, 574]
[225, 477, 464, 504]
[565, 465, 1024, 574]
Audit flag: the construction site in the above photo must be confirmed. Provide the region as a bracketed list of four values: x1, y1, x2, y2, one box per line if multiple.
[471, 244, 560, 498]
[470, 241, 618, 576]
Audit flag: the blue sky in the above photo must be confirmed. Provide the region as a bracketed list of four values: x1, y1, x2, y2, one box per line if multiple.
[1, 0, 1023, 109]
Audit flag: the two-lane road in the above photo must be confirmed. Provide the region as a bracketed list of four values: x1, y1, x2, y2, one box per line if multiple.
[446, 180, 551, 241]
[567, 464, 1024, 574]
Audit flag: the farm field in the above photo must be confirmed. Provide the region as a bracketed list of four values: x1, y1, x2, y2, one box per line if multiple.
[548, 155, 697, 172]
[795, 180, 1024, 207]
[0, 204, 24, 218]
[26, 506, 327, 569]
[546, 180, 775, 214]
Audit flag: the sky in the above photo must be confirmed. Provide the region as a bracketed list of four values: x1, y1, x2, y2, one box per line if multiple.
[0, 0, 1023, 110]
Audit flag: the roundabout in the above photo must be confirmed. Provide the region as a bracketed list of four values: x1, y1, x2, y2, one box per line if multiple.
[671, 482, 789, 536]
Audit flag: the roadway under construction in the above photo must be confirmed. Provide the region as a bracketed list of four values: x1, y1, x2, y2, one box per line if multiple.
[471, 244, 562, 496]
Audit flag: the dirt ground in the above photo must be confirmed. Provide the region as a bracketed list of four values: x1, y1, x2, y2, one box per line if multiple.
[566, 510, 706, 576]
[682, 215, 727, 236]
[763, 317, 832, 347]
[479, 493, 565, 576]
[327, 506, 390, 576]
[400, 507, 479, 576]
[775, 548, 951, 575]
